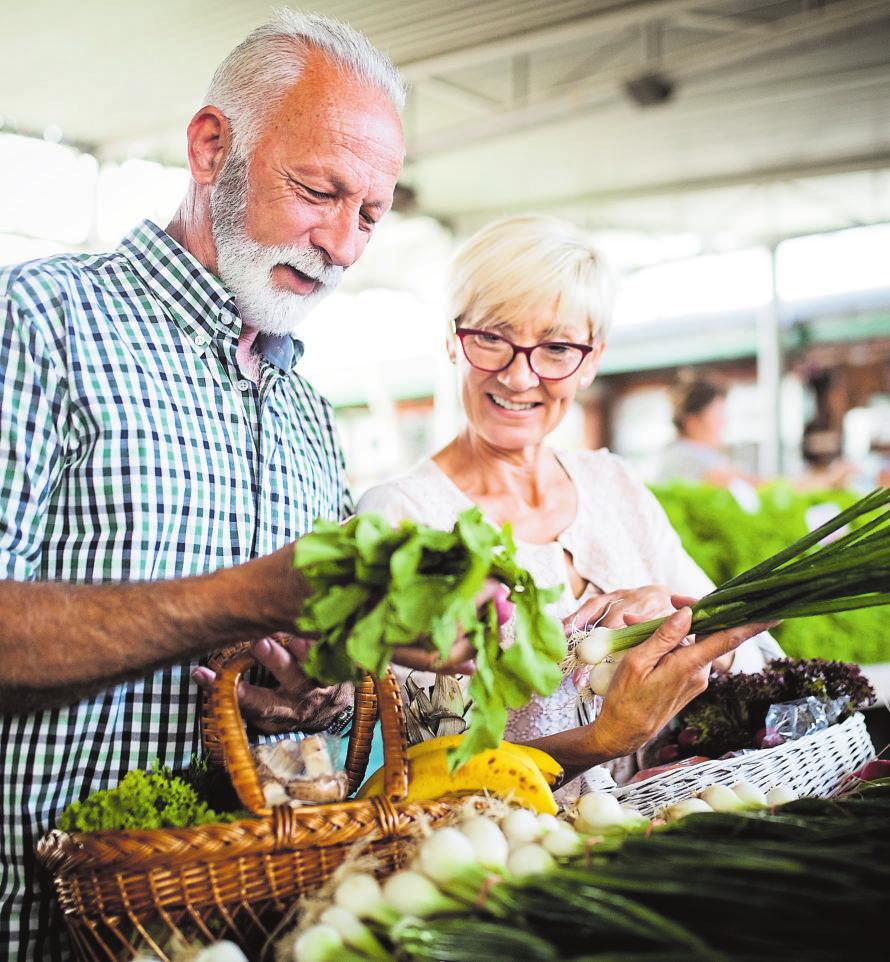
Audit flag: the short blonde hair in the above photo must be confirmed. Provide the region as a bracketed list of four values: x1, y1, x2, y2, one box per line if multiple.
[449, 215, 614, 341]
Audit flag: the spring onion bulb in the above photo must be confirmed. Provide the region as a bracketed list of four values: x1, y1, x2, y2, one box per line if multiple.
[501, 808, 542, 845]
[334, 872, 396, 926]
[575, 791, 625, 832]
[318, 907, 390, 961]
[766, 784, 799, 805]
[292, 924, 346, 962]
[542, 827, 584, 857]
[536, 813, 562, 834]
[575, 629, 613, 667]
[382, 870, 464, 917]
[507, 843, 556, 877]
[418, 827, 477, 884]
[732, 781, 768, 808]
[698, 784, 747, 813]
[664, 798, 714, 821]
[459, 816, 509, 869]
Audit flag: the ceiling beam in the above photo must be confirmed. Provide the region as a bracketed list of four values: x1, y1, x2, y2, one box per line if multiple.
[407, 0, 890, 159]
[442, 150, 890, 227]
[397, 0, 706, 81]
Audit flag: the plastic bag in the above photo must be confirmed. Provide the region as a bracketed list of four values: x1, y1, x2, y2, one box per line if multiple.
[763, 695, 849, 746]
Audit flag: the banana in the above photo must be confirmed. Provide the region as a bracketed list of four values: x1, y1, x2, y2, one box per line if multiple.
[405, 735, 563, 786]
[357, 743, 558, 815]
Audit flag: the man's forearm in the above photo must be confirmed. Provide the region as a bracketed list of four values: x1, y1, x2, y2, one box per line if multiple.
[1, 545, 308, 711]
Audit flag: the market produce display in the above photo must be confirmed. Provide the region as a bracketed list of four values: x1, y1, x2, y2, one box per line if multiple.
[664, 657, 875, 760]
[357, 733, 563, 814]
[283, 781, 890, 962]
[571, 486, 890, 684]
[293, 508, 566, 770]
[652, 481, 890, 664]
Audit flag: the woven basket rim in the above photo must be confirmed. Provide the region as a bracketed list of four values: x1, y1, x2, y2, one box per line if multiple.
[621, 711, 867, 794]
[612, 711, 874, 819]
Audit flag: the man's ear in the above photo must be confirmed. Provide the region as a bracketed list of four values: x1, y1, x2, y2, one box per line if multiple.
[185, 106, 231, 186]
[578, 340, 606, 388]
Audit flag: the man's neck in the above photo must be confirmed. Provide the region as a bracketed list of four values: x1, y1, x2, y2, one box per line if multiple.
[166, 192, 218, 276]
[236, 325, 261, 382]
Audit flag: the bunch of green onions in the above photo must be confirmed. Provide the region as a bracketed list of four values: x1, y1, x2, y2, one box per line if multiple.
[575, 487, 890, 668]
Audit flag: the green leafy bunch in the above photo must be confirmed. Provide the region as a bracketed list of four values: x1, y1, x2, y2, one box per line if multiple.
[679, 658, 875, 757]
[58, 766, 242, 833]
[294, 508, 566, 770]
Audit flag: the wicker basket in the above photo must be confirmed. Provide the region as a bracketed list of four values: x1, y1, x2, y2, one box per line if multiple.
[612, 711, 874, 818]
[37, 652, 455, 961]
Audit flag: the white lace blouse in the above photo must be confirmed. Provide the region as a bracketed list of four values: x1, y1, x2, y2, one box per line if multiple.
[357, 448, 780, 798]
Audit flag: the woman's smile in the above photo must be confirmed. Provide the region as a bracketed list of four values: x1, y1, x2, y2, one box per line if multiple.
[487, 392, 543, 414]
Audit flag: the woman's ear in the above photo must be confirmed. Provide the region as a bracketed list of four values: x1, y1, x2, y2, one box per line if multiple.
[578, 340, 606, 388]
[445, 333, 458, 364]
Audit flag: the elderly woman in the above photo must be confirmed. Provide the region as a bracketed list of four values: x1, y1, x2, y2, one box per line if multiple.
[358, 215, 780, 795]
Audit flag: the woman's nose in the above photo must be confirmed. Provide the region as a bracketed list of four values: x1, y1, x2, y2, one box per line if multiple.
[497, 350, 539, 391]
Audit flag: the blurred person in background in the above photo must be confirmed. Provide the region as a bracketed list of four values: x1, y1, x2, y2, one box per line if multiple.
[795, 420, 855, 491]
[358, 215, 780, 798]
[656, 376, 759, 488]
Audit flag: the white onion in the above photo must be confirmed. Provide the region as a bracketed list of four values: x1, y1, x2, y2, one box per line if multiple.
[536, 813, 562, 834]
[334, 873, 386, 920]
[699, 784, 746, 813]
[588, 659, 620, 696]
[459, 816, 509, 868]
[664, 798, 713, 821]
[418, 827, 477, 883]
[575, 628, 613, 666]
[732, 780, 768, 808]
[542, 827, 584, 857]
[501, 808, 542, 845]
[193, 947, 249, 962]
[766, 784, 798, 805]
[507, 843, 556, 877]
[292, 924, 342, 962]
[576, 791, 625, 831]
[383, 870, 457, 917]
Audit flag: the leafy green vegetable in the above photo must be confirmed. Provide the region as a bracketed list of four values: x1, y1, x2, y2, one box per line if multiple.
[294, 508, 565, 770]
[677, 657, 875, 757]
[58, 765, 244, 833]
[651, 481, 890, 664]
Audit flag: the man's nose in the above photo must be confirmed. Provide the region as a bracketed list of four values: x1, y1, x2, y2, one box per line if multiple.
[497, 350, 539, 392]
[311, 206, 364, 269]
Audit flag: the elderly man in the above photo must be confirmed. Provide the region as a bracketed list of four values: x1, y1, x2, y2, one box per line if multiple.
[0, 11, 425, 960]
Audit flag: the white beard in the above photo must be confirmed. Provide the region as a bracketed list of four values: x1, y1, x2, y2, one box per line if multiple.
[209, 150, 343, 336]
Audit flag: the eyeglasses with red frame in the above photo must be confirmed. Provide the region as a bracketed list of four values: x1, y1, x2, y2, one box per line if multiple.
[453, 324, 595, 381]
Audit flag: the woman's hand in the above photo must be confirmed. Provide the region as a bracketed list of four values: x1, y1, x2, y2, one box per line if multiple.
[588, 608, 775, 760]
[564, 585, 676, 633]
[525, 608, 775, 775]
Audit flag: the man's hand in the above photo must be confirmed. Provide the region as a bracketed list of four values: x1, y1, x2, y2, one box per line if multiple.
[388, 580, 513, 674]
[192, 634, 353, 735]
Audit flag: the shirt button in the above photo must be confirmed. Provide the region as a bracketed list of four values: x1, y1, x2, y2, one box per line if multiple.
[236, 378, 251, 392]
[195, 333, 210, 347]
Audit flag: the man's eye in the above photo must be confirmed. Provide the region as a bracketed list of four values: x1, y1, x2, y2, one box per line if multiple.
[360, 210, 377, 227]
[300, 183, 331, 200]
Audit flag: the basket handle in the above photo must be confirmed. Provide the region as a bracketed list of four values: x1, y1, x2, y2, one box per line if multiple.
[200, 646, 411, 815]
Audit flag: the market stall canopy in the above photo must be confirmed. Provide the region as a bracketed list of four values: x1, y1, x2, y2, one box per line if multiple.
[3, 0, 889, 244]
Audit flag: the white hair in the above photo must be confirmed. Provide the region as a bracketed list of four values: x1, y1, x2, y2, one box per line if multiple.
[205, 8, 406, 156]
[450, 215, 615, 341]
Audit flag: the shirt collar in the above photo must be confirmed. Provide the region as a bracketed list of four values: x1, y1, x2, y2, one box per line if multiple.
[120, 220, 304, 372]
[120, 219, 239, 343]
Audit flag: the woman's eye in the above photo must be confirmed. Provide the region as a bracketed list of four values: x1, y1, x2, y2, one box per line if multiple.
[544, 343, 571, 356]
[477, 333, 502, 344]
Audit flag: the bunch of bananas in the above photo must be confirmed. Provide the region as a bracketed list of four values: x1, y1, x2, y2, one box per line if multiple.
[356, 734, 562, 815]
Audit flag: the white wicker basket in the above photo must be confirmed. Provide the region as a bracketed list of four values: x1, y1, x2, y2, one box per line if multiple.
[612, 712, 874, 818]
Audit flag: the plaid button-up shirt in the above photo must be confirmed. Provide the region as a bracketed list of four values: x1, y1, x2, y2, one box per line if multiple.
[0, 220, 350, 961]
